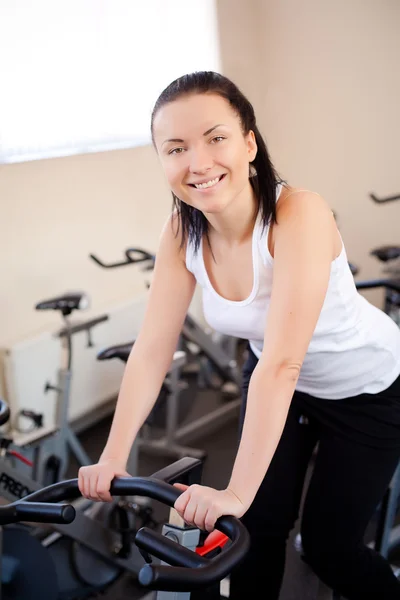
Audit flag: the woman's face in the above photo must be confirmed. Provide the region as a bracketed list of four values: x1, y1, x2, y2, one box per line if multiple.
[152, 93, 257, 214]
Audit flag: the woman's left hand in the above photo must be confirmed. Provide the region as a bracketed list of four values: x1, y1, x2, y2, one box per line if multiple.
[173, 483, 246, 532]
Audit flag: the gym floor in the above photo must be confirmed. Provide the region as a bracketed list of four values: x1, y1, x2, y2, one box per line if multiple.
[68, 374, 382, 600]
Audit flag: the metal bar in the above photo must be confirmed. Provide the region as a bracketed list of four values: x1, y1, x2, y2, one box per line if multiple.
[355, 279, 400, 293]
[0, 525, 3, 600]
[150, 457, 203, 486]
[182, 317, 241, 387]
[58, 314, 109, 337]
[65, 428, 92, 468]
[89, 253, 134, 268]
[137, 400, 240, 461]
[173, 399, 241, 444]
[378, 464, 400, 558]
[138, 439, 206, 461]
[370, 193, 400, 204]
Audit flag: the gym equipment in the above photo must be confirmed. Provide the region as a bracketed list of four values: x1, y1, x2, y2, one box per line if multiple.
[353, 276, 400, 572]
[0, 451, 249, 599]
[97, 342, 203, 463]
[354, 192, 400, 325]
[2, 292, 186, 564]
[0, 396, 155, 597]
[5, 292, 108, 486]
[371, 245, 400, 266]
[293, 272, 400, 598]
[370, 192, 400, 204]
[90, 247, 243, 460]
[356, 278, 400, 327]
[90, 248, 242, 390]
[322, 242, 400, 599]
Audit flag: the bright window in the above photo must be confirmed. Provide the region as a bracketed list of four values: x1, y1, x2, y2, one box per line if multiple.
[0, 0, 221, 163]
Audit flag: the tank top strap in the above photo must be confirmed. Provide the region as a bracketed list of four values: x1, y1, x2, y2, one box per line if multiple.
[255, 186, 323, 265]
[185, 236, 195, 274]
[254, 182, 286, 265]
[283, 189, 322, 201]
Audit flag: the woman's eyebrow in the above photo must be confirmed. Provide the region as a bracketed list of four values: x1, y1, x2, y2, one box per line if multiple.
[162, 124, 226, 146]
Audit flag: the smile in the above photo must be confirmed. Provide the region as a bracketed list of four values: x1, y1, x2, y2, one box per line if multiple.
[189, 174, 226, 190]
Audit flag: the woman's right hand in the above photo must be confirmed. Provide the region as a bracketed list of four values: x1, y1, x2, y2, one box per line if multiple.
[78, 458, 130, 502]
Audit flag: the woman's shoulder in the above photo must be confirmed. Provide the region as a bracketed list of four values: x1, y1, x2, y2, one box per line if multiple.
[269, 184, 338, 257]
[275, 184, 333, 220]
[159, 211, 189, 262]
[277, 184, 324, 204]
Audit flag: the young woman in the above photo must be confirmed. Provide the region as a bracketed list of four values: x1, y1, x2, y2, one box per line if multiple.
[78, 71, 400, 599]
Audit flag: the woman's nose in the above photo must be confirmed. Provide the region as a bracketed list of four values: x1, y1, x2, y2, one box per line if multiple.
[189, 147, 214, 174]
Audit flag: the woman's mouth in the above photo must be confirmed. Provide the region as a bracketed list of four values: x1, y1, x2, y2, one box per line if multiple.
[188, 174, 226, 191]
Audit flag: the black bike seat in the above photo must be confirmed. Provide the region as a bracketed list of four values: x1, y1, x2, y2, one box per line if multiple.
[35, 293, 89, 314]
[97, 342, 134, 363]
[371, 246, 400, 262]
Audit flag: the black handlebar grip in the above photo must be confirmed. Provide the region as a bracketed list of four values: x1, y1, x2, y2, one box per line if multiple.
[0, 398, 11, 427]
[139, 563, 206, 591]
[136, 515, 250, 592]
[15, 502, 76, 524]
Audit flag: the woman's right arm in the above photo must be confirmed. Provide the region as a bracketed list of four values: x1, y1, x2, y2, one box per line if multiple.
[78, 215, 196, 500]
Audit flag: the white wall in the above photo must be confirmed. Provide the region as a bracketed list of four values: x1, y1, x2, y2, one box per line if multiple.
[217, 0, 399, 307]
[1, 0, 398, 348]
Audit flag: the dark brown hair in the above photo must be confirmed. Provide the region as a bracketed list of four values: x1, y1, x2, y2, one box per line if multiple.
[151, 71, 285, 252]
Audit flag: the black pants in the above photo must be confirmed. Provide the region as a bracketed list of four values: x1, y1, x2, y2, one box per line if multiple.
[229, 347, 400, 599]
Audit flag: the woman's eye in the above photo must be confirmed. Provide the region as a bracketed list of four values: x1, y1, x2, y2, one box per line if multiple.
[169, 147, 184, 155]
[211, 136, 225, 143]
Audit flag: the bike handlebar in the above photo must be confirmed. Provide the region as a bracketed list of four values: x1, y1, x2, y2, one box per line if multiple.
[90, 247, 155, 269]
[0, 476, 250, 592]
[370, 192, 400, 204]
[355, 278, 400, 293]
[13, 502, 75, 524]
[0, 398, 10, 426]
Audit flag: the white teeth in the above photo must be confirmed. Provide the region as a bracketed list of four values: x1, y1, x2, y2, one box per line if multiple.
[194, 176, 221, 189]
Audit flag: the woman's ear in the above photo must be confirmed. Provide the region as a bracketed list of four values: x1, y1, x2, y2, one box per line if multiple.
[247, 130, 257, 162]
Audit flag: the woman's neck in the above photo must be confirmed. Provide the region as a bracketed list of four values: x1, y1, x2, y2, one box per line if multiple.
[205, 185, 259, 246]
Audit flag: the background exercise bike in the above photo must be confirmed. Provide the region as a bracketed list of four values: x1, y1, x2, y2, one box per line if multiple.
[90, 246, 245, 462]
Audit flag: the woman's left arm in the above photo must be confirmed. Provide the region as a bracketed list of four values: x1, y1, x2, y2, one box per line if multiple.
[174, 192, 336, 530]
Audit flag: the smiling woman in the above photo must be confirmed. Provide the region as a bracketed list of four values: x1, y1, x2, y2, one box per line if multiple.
[78, 71, 400, 600]
[150, 72, 282, 255]
[152, 96, 256, 218]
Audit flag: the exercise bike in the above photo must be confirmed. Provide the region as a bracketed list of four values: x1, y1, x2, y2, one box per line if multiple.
[0, 448, 249, 599]
[1, 379, 215, 600]
[352, 192, 400, 570]
[0, 393, 159, 597]
[4, 292, 108, 486]
[362, 190, 400, 326]
[90, 247, 244, 461]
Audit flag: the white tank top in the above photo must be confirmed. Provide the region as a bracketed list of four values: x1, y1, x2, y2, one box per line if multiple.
[186, 185, 400, 399]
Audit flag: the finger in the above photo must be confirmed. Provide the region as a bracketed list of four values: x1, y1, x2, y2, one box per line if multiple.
[173, 483, 189, 508]
[81, 472, 92, 499]
[183, 497, 198, 527]
[204, 507, 218, 532]
[173, 483, 189, 492]
[78, 470, 86, 496]
[193, 504, 208, 532]
[113, 470, 130, 479]
[89, 472, 100, 501]
[97, 473, 113, 502]
[174, 489, 191, 514]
